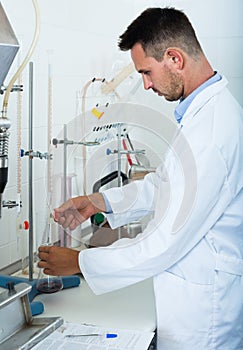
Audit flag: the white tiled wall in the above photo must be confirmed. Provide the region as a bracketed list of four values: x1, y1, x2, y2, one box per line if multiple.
[0, 0, 242, 270]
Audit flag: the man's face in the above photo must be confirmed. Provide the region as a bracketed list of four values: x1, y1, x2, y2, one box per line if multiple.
[131, 43, 183, 102]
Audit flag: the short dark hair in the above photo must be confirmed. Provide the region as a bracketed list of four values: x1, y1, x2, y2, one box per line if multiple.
[118, 7, 202, 61]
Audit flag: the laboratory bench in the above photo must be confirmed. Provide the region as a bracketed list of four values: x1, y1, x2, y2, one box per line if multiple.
[35, 276, 157, 349]
[1, 240, 156, 348]
[35, 276, 156, 332]
[0, 273, 156, 349]
[0, 268, 156, 349]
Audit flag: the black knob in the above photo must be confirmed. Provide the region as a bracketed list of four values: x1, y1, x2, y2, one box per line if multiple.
[6, 281, 16, 295]
[52, 138, 58, 146]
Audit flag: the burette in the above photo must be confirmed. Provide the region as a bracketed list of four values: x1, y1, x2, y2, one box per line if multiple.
[47, 51, 53, 213]
[45, 50, 54, 244]
[37, 50, 54, 249]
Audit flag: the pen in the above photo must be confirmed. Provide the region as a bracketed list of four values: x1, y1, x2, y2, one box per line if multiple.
[65, 333, 118, 338]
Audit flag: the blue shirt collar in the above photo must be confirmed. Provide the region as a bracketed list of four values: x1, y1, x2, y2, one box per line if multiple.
[174, 72, 222, 124]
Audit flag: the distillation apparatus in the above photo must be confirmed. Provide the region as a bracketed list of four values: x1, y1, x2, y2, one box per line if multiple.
[0, 0, 41, 282]
[0, 0, 40, 217]
[0, 2, 20, 217]
[0, 2, 81, 305]
[0, 4, 66, 337]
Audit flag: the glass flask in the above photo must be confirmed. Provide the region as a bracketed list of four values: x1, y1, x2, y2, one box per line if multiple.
[36, 217, 63, 293]
[36, 264, 63, 293]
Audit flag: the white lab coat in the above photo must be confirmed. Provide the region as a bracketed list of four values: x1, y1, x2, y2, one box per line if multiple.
[79, 76, 243, 350]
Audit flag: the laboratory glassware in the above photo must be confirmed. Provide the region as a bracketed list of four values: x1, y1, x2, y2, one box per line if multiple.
[36, 217, 63, 293]
[36, 259, 63, 293]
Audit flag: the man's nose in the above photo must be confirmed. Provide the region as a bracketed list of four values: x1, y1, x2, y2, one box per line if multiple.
[142, 76, 153, 90]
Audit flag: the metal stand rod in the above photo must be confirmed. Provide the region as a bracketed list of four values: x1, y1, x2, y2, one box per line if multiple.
[63, 124, 67, 247]
[117, 124, 121, 188]
[117, 124, 121, 240]
[28, 62, 34, 281]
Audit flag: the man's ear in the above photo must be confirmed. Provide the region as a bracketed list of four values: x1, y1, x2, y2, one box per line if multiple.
[166, 48, 184, 69]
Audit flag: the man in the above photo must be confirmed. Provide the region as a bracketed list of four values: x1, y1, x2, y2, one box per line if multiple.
[38, 8, 243, 349]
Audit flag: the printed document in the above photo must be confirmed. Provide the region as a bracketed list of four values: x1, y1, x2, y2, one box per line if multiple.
[32, 322, 155, 350]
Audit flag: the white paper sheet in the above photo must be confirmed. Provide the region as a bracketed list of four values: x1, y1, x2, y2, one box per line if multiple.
[32, 322, 154, 350]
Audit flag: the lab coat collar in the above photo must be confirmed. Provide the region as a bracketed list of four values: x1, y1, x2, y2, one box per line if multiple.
[180, 75, 228, 127]
[174, 72, 222, 124]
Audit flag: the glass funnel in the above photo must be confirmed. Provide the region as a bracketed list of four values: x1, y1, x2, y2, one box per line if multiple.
[36, 216, 63, 293]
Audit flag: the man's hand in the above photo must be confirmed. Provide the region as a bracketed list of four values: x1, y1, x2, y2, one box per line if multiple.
[38, 245, 80, 276]
[54, 193, 106, 231]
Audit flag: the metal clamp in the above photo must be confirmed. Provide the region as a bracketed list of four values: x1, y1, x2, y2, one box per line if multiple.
[52, 138, 99, 147]
[20, 149, 52, 160]
[106, 148, 145, 155]
[0, 84, 23, 95]
[2, 200, 21, 209]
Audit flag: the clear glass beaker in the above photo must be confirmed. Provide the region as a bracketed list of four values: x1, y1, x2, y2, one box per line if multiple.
[36, 217, 63, 293]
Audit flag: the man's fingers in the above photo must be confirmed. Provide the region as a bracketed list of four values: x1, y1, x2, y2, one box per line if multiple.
[38, 265, 54, 276]
[38, 251, 49, 261]
[38, 259, 47, 268]
[38, 245, 50, 253]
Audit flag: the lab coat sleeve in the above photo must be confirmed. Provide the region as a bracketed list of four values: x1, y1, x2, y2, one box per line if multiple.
[79, 139, 235, 295]
[102, 171, 160, 228]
